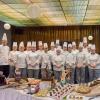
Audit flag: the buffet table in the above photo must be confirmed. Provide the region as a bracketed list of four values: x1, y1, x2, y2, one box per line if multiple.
[0, 87, 100, 100]
[0, 78, 100, 100]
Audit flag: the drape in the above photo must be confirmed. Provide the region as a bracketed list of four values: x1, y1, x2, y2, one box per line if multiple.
[12, 26, 100, 53]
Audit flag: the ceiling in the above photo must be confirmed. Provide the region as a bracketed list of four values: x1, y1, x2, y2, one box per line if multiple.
[0, 0, 100, 26]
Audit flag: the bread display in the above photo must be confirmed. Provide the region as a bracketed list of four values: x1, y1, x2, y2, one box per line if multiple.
[75, 85, 91, 94]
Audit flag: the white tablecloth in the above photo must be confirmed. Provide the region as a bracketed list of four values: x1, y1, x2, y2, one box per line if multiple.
[0, 88, 100, 100]
[0, 88, 55, 100]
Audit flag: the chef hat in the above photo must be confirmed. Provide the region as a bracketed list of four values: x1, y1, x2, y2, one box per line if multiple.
[32, 41, 36, 47]
[2, 33, 7, 41]
[27, 41, 32, 47]
[56, 39, 60, 45]
[79, 42, 83, 48]
[68, 44, 72, 48]
[0, 71, 3, 75]
[83, 37, 87, 43]
[38, 41, 43, 46]
[13, 42, 17, 47]
[50, 41, 55, 46]
[88, 44, 92, 48]
[72, 41, 76, 46]
[63, 42, 67, 47]
[91, 44, 96, 50]
[19, 41, 24, 47]
[44, 43, 48, 48]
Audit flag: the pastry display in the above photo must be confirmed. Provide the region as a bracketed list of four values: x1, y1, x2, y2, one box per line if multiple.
[48, 84, 74, 99]
[28, 78, 41, 85]
[88, 79, 100, 87]
[19, 79, 28, 84]
[75, 85, 91, 94]
[35, 89, 49, 97]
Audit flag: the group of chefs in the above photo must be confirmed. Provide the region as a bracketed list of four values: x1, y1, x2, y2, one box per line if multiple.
[0, 33, 100, 84]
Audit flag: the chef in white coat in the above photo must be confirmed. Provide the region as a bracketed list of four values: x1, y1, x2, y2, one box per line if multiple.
[8, 42, 18, 78]
[88, 44, 100, 82]
[76, 42, 86, 83]
[48, 42, 56, 72]
[52, 46, 65, 81]
[41, 43, 51, 79]
[36, 41, 44, 78]
[65, 44, 76, 83]
[0, 33, 10, 77]
[26, 41, 41, 78]
[85, 44, 92, 83]
[15, 41, 27, 78]
[72, 41, 79, 55]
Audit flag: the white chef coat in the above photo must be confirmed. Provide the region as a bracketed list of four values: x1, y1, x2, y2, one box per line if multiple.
[65, 52, 76, 68]
[62, 50, 69, 57]
[24, 51, 32, 55]
[8, 51, 18, 66]
[36, 50, 44, 56]
[76, 51, 86, 67]
[88, 53, 100, 69]
[0, 45, 10, 65]
[41, 52, 51, 69]
[36, 50, 44, 64]
[85, 52, 91, 65]
[26, 51, 41, 69]
[52, 54, 65, 71]
[62, 50, 69, 66]
[72, 49, 79, 55]
[16, 51, 27, 68]
[83, 47, 88, 55]
[48, 50, 55, 63]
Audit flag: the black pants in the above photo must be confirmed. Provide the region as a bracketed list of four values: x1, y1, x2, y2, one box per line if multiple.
[85, 66, 89, 83]
[0, 65, 10, 77]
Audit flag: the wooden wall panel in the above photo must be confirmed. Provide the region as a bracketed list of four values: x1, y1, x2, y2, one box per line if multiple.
[12, 26, 100, 53]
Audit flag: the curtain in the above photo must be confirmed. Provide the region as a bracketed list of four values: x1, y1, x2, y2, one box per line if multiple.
[12, 26, 100, 53]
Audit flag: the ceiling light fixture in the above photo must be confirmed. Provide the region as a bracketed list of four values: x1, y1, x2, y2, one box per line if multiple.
[4, 23, 11, 30]
[26, 4, 41, 19]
